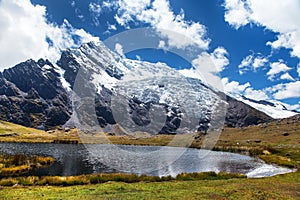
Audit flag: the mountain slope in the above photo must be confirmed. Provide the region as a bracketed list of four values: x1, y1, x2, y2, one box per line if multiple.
[0, 41, 273, 132]
[236, 96, 299, 119]
[0, 59, 71, 129]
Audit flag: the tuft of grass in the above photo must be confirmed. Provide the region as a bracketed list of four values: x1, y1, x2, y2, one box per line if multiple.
[259, 154, 297, 168]
[0, 154, 54, 176]
[0, 178, 18, 186]
[0, 171, 299, 200]
[36, 176, 89, 186]
[176, 171, 246, 181]
[0, 171, 246, 187]
[34, 156, 54, 166]
[1, 165, 30, 176]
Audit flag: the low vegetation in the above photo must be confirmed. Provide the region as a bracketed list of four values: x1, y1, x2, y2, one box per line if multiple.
[0, 171, 246, 187]
[0, 154, 54, 176]
[0, 171, 299, 199]
[0, 117, 299, 199]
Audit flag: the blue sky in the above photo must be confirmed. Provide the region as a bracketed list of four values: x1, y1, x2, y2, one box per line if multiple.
[0, 0, 299, 111]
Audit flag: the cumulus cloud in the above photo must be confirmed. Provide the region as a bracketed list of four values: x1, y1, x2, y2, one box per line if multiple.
[244, 87, 268, 100]
[224, 0, 251, 29]
[192, 47, 229, 73]
[222, 78, 250, 96]
[89, 2, 102, 14]
[108, 24, 117, 31]
[238, 54, 268, 74]
[0, 0, 100, 70]
[280, 73, 295, 81]
[190, 47, 229, 89]
[224, 0, 300, 107]
[89, 2, 102, 26]
[267, 61, 292, 81]
[112, 0, 210, 50]
[223, 76, 300, 101]
[223, 0, 300, 59]
[222, 78, 270, 101]
[114, 43, 124, 57]
[284, 103, 300, 111]
[272, 81, 300, 99]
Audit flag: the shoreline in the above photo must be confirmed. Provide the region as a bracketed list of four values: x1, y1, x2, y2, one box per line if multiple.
[0, 136, 298, 169]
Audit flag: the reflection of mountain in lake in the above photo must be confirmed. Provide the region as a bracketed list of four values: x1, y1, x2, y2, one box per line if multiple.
[0, 143, 293, 178]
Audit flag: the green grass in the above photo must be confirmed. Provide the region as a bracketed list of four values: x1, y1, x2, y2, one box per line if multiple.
[0, 117, 299, 199]
[0, 154, 54, 176]
[0, 171, 299, 200]
[0, 172, 246, 187]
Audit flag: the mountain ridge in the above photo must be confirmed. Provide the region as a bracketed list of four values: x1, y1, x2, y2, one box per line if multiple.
[0, 41, 281, 133]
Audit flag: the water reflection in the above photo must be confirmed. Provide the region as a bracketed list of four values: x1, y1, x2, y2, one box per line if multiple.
[0, 143, 294, 178]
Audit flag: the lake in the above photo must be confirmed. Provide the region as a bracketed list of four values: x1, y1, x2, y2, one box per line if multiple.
[0, 143, 294, 178]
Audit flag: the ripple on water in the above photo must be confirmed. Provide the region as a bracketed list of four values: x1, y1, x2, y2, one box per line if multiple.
[0, 143, 294, 178]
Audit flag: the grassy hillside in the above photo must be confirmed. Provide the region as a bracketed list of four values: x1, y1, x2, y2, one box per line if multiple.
[0, 120, 78, 143]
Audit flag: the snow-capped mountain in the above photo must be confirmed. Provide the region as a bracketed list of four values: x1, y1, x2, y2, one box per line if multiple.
[236, 96, 299, 119]
[0, 41, 275, 133]
[179, 68, 299, 119]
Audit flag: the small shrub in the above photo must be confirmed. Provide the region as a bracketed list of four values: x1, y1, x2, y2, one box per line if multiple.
[35, 156, 54, 166]
[16, 176, 39, 186]
[11, 154, 28, 166]
[160, 175, 173, 181]
[0, 178, 18, 186]
[1, 165, 30, 176]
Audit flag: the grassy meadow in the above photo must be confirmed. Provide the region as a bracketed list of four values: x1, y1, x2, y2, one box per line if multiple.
[0, 171, 298, 199]
[0, 116, 299, 199]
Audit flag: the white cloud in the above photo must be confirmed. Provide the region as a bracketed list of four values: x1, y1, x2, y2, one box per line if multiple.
[114, 0, 151, 26]
[89, 2, 102, 26]
[238, 54, 268, 74]
[178, 68, 205, 81]
[136, 55, 141, 61]
[223, 0, 300, 59]
[280, 73, 295, 81]
[102, 1, 118, 9]
[252, 57, 268, 69]
[267, 61, 292, 80]
[272, 81, 300, 99]
[192, 47, 229, 73]
[297, 63, 300, 77]
[0, 0, 100, 70]
[222, 77, 250, 96]
[244, 87, 268, 100]
[238, 55, 253, 74]
[210, 47, 230, 72]
[115, 43, 124, 57]
[190, 47, 229, 89]
[89, 2, 102, 14]
[108, 24, 117, 31]
[224, 0, 251, 29]
[222, 77, 269, 101]
[158, 40, 166, 49]
[222, 77, 300, 110]
[281, 102, 300, 111]
[113, 0, 210, 50]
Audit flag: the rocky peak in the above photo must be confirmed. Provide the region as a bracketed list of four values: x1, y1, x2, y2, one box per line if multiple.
[0, 59, 71, 129]
[225, 96, 272, 127]
[3, 59, 62, 100]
